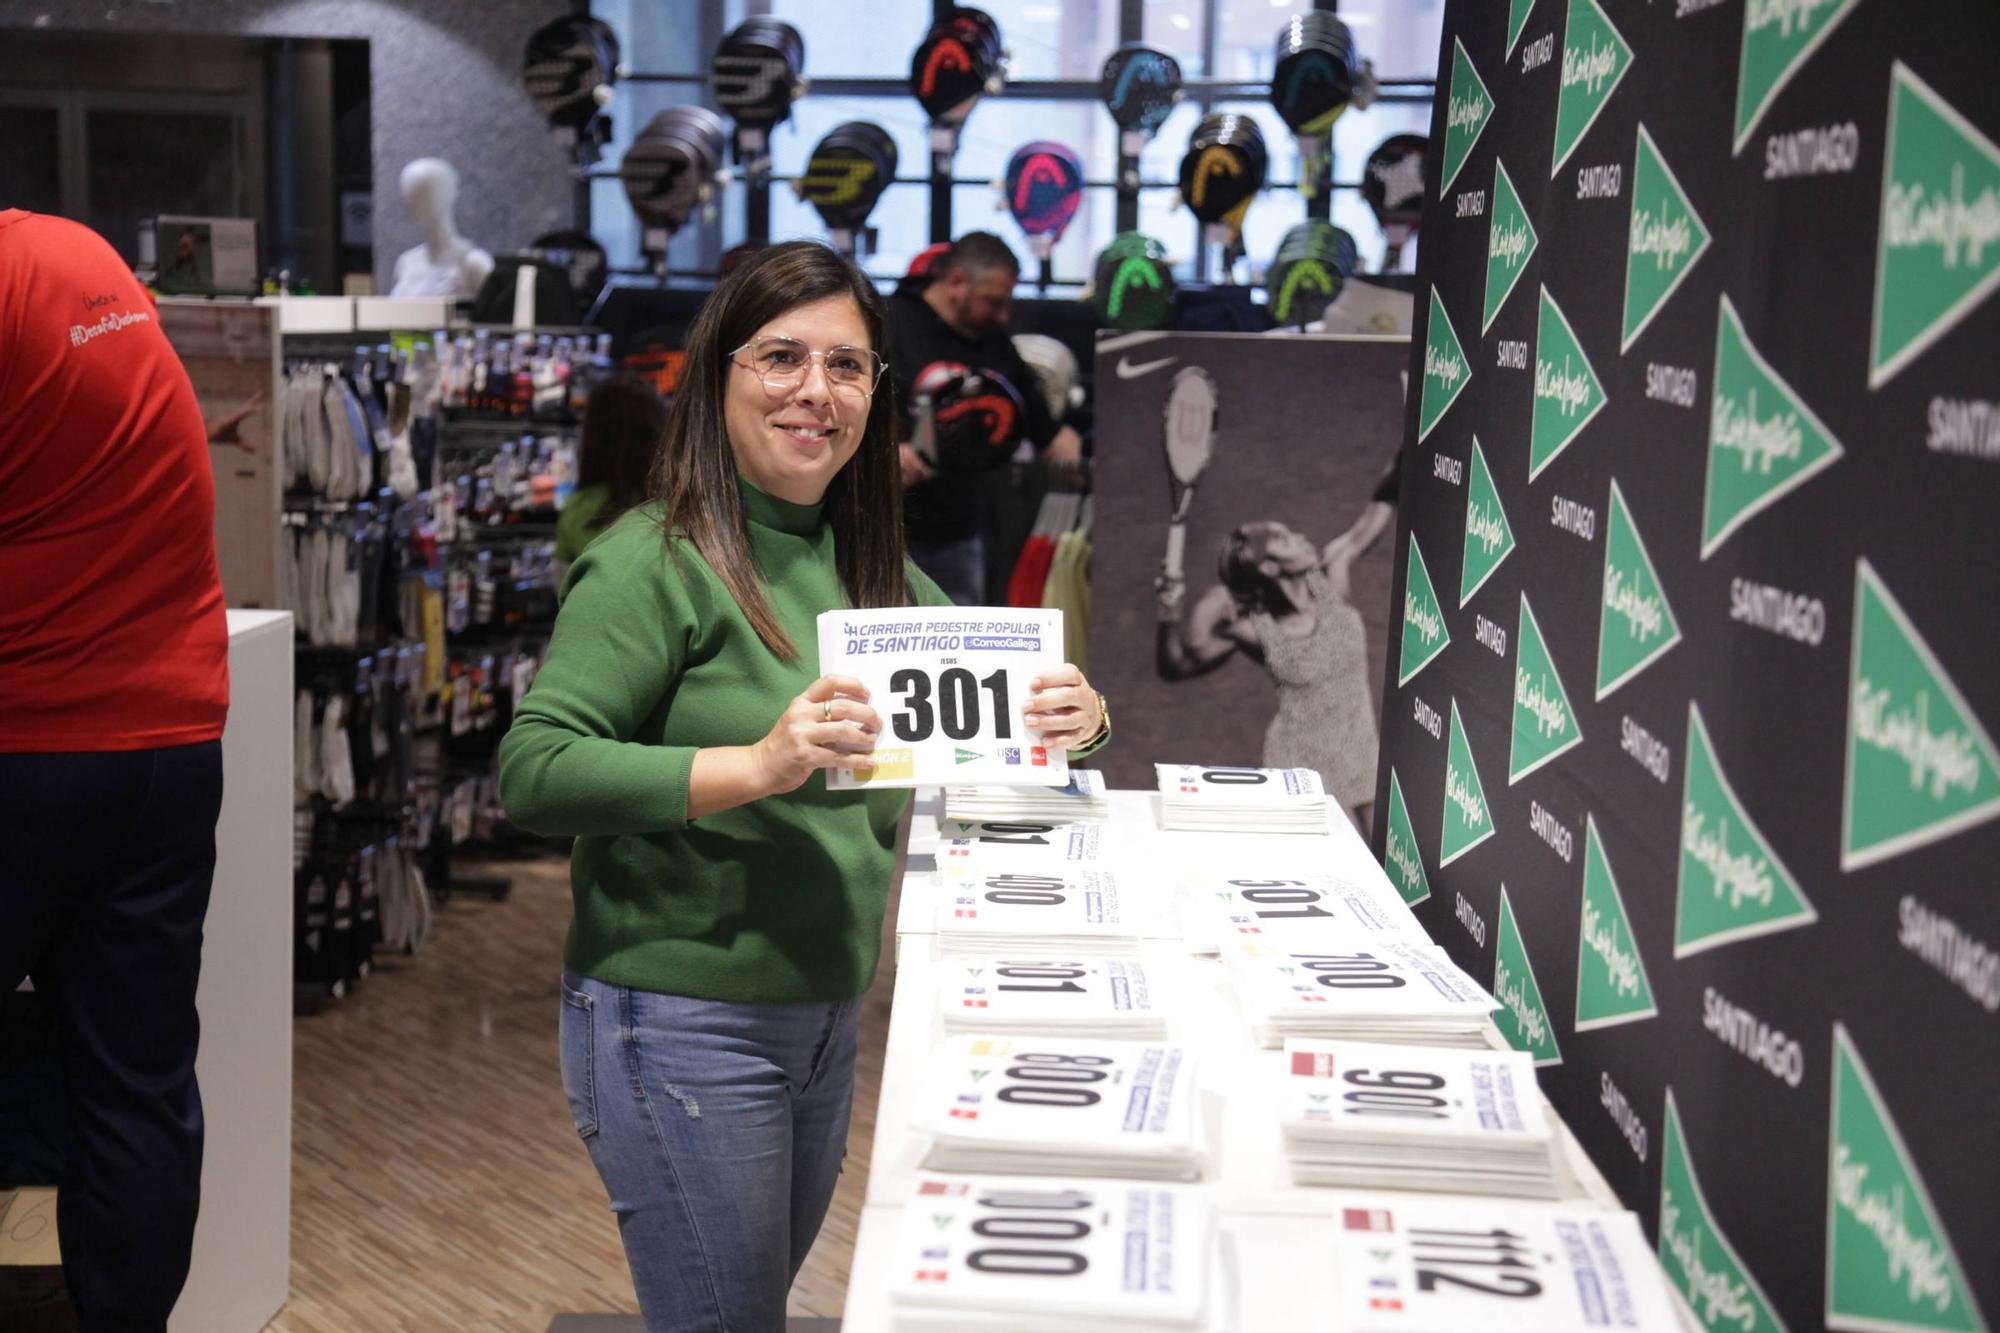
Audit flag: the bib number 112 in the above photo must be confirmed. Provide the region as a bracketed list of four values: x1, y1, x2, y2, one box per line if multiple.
[891, 667, 1012, 743]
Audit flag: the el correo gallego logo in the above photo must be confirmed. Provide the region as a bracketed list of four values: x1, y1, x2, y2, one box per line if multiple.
[1684, 807, 1775, 909]
[1494, 956, 1549, 1045]
[1884, 163, 2000, 270]
[1387, 826, 1423, 886]
[1711, 387, 1803, 474]
[1406, 593, 1445, 645]
[1853, 678, 1983, 800]
[1561, 33, 1622, 98]
[1537, 355, 1595, 418]
[1449, 89, 1486, 134]
[1631, 205, 1694, 271]
[1468, 501, 1508, 557]
[1447, 765, 1485, 824]
[1833, 1145, 1957, 1313]
[1581, 899, 1643, 998]
[1426, 342, 1467, 387]
[1493, 218, 1533, 268]
[1515, 668, 1569, 738]
[1747, 0, 1847, 39]
[1606, 566, 1666, 642]
[1660, 1194, 1760, 1330]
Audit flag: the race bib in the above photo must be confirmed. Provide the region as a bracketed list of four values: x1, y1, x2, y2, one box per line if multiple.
[818, 607, 1070, 789]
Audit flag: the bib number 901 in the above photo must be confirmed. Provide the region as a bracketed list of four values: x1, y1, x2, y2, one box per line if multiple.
[891, 667, 1013, 743]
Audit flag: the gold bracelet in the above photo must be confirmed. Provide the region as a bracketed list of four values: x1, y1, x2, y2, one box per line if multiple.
[1077, 691, 1110, 748]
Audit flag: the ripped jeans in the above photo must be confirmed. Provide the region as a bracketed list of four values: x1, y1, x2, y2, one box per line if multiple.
[558, 971, 861, 1331]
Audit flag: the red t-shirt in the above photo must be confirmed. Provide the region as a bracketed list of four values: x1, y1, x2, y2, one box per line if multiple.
[0, 210, 229, 751]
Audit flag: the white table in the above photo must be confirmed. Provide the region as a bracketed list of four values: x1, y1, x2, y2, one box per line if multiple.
[846, 787, 1644, 1332]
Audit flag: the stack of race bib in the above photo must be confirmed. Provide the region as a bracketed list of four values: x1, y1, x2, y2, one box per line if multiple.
[887, 1174, 1219, 1332]
[1327, 1195, 1683, 1331]
[916, 1036, 1205, 1180]
[937, 953, 1169, 1040]
[937, 817, 1117, 872]
[937, 866, 1142, 954]
[1176, 868, 1426, 956]
[946, 769, 1111, 823]
[1222, 936, 1498, 1049]
[1155, 764, 1328, 833]
[1277, 1039, 1560, 1197]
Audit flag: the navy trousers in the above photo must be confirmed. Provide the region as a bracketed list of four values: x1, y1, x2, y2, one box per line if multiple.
[0, 742, 223, 1333]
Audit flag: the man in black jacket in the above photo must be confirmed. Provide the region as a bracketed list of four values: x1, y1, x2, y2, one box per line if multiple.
[886, 232, 1082, 603]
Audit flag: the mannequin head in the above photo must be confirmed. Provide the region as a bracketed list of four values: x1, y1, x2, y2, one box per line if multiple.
[399, 158, 460, 230]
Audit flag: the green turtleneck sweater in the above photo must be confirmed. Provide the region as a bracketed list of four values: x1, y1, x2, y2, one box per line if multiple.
[499, 481, 953, 1002]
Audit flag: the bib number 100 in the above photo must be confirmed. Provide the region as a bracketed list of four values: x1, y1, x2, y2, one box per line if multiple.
[892, 667, 1012, 742]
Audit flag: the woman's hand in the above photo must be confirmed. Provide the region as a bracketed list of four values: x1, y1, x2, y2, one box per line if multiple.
[1023, 665, 1105, 752]
[754, 675, 882, 794]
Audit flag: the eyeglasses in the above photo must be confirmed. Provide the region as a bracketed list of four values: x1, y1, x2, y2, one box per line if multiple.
[729, 335, 885, 398]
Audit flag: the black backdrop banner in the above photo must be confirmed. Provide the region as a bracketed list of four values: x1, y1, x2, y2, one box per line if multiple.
[1377, 2, 1998, 1331]
[1089, 331, 1407, 813]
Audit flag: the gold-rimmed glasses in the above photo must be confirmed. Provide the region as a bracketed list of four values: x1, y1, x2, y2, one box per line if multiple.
[729, 335, 885, 399]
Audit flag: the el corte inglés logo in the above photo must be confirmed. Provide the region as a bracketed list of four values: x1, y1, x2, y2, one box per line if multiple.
[1419, 287, 1472, 442]
[1510, 593, 1583, 784]
[1597, 479, 1682, 701]
[1677, 703, 1816, 957]
[1870, 61, 2000, 387]
[1440, 698, 1494, 867]
[1552, 0, 1633, 177]
[1493, 886, 1560, 1065]
[1659, 1090, 1785, 1331]
[1485, 158, 1539, 333]
[1574, 815, 1656, 1032]
[1383, 768, 1431, 907]
[1734, 0, 1860, 153]
[1460, 437, 1516, 607]
[1398, 531, 1451, 686]
[1624, 125, 1713, 352]
[1531, 286, 1607, 481]
[1842, 559, 2000, 870]
[1440, 36, 1494, 194]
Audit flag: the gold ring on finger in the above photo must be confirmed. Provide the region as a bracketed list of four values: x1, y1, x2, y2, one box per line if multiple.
[822, 700, 833, 723]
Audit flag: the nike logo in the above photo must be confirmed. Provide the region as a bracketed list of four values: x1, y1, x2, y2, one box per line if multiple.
[1115, 355, 1177, 379]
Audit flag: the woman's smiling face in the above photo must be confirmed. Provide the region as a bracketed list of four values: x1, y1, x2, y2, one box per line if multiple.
[723, 294, 873, 505]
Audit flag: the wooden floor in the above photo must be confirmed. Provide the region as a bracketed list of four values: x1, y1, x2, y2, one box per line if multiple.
[272, 855, 897, 1332]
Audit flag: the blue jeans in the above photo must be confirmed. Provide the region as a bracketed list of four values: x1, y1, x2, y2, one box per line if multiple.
[905, 534, 985, 605]
[559, 971, 861, 1331]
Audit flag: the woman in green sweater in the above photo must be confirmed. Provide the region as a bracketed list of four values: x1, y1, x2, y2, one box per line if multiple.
[499, 242, 1106, 1331]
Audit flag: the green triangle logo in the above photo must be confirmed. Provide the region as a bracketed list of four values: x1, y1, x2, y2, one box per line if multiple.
[1508, 0, 1539, 57]
[1597, 479, 1683, 701]
[1623, 125, 1713, 352]
[1420, 286, 1473, 442]
[1484, 159, 1540, 333]
[1441, 36, 1495, 195]
[1702, 295, 1845, 558]
[1399, 531, 1452, 686]
[955, 748, 983, 764]
[1659, 1090, 1788, 1332]
[1842, 559, 2000, 870]
[1460, 437, 1517, 607]
[1511, 594, 1584, 784]
[1383, 767, 1432, 906]
[1827, 1025, 1990, 1332]
[1552, 0, 1633, 177]
[1734, 0, 1860, 154]
[1574, 815, 1657, 1032]
[1676, 703, 1817, 957]
[1869, 62, 2000, 388]
[1441, 698, 1495, 867]
[1531, 286, 1608, 481]
[1493, 887, 1561, 1065]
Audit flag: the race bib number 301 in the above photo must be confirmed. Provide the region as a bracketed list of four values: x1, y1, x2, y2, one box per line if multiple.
[818, 608, 1070, 789]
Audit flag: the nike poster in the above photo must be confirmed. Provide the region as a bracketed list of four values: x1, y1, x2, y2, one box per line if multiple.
[1089, 330, 1409, 825]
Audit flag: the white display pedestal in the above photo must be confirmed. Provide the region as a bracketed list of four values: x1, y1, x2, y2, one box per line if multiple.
[171, 609, 294, 1333]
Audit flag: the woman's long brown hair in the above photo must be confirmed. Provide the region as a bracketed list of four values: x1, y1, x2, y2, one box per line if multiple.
[646, 241, 908, 659]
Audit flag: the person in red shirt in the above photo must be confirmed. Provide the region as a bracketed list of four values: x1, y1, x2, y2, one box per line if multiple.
[0, 209, 230, 1331]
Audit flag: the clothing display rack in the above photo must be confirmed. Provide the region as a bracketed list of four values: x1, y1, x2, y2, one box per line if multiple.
[272, 314, 605, 1011]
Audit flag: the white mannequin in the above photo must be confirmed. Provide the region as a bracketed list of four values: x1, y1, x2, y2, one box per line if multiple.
[390, 158, 495, 299]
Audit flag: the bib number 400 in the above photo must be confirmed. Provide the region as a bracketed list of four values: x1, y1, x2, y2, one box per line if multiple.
[891, 667, 1013, 743]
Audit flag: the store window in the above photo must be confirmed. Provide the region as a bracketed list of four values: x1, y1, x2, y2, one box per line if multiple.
[764, 0, 934, 76]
